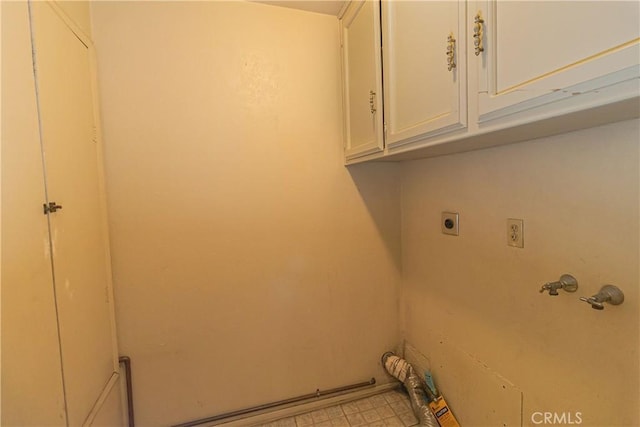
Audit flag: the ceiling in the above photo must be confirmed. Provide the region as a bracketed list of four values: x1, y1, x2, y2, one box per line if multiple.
[253, 1, 347, 16]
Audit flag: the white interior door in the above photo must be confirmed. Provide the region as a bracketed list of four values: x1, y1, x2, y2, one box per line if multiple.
[30, 3, 118, 425]
[1, 2, 67, 424]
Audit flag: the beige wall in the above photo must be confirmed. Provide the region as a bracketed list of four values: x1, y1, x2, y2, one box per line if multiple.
[401, 119, 639, 426]
[90, 2, 401, 425]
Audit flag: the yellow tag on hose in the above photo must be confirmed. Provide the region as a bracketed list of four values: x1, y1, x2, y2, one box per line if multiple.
[428, 396, 461, 427]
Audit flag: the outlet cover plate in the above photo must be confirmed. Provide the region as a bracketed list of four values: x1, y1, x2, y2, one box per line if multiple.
[507, 218, 524, 248]
[442, 212, 459, 236]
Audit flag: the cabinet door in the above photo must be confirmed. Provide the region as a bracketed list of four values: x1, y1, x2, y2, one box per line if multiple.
[341, 0, 385, 160]
[30, 3, 119, 425]
[382, 0, 466, 148]
[475, 0, 640, 123]
[1, 2, 67, 424]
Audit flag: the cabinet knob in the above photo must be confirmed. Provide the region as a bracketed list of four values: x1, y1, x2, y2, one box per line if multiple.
[473, 12, 485, 56]
[369, 90, 377, 114]
[446, 34, 456, 71]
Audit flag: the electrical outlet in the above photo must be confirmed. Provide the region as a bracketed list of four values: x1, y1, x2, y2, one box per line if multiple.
[442, 212, 459, 236]
[507, 218, 524, 248]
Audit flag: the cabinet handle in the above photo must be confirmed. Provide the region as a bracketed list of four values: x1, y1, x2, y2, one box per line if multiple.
[446, 34, 456, 71]
[369, 90, 377, 114]
[473, 12, 484, 56]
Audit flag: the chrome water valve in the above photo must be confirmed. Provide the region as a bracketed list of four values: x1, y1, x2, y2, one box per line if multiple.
[539, 274, 578, 296]
[580, 284, 624, 310]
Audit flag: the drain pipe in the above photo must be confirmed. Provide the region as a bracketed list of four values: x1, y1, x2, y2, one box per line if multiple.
[382, 352, 438, 427]
[172, 378, 376, 427]
[119, 356, 135, 427]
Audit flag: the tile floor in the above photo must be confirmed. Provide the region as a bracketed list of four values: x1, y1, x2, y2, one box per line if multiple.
[256, 389, 419, 427]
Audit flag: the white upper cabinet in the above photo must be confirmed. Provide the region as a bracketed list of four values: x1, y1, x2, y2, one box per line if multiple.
[473, 0, 640, 124]
[339, 0, 637, 163]
[382, 0, 466, 148]
[341, 0, 385, 160]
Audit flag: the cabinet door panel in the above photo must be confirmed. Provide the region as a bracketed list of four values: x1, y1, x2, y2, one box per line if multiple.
[477, 0, 640, 122]
[342, 0, 385, 160]
[382, 0, 466, 148]
[1, 2, 67, 424]
[31, 3, 117, 425]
